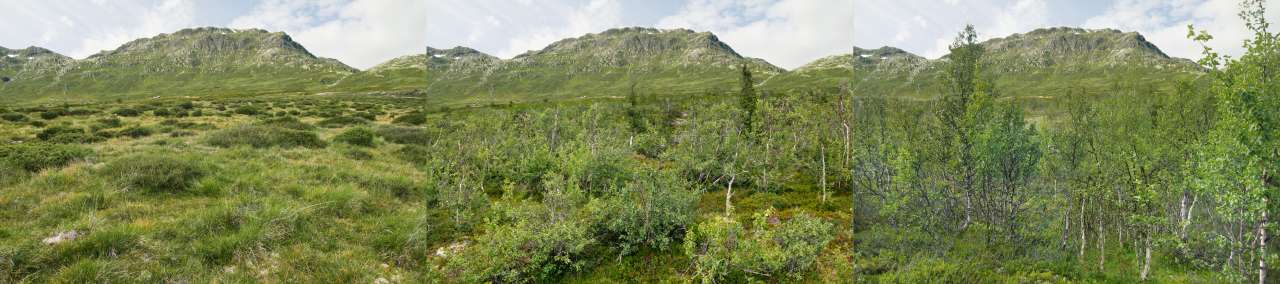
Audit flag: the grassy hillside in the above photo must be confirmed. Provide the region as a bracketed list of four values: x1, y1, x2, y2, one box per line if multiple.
[0, 27, 425, 105]
[425, 27, 784, 106]
[764, 27, 1206, 99]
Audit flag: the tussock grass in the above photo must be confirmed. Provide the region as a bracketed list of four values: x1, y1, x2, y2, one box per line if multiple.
[100, 153, 205, 193]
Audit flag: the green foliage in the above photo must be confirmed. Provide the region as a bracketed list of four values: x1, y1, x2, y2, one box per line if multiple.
[118, 126, 155, 138]
[39, 110, 61, 120]
[0, 142, 92, 172]
[684, 209, 835, 282]
[92, 117, 123, 130]
[111, 108, 140, 117]
[232, 105, 262, 116]
[446, 175, 595, 282]
[316, 116, 370, 128]
[100, 153, 205, 193]
[592, 170, 698, 254]
[1, 112, 28, 122]
[38, 126, 102, 144]
[391, 111, 427, 125]
[333, 127, 376, 147]
[204, 125, 326, 149]
[738, 64, 757, 133]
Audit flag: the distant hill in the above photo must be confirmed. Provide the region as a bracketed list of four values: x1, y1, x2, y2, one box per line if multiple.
[0, 26, 1208, 105]
[763, 27, 1205, 99]
[425, 27, 785, 104]
[0, 27, 424, 104]
[333, 53, 427, 93]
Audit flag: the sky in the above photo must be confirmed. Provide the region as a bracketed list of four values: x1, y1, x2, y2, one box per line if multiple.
[0, 0, 426, 70]
[0, 1, 1273, 71]
[429, 0, 1278, 70]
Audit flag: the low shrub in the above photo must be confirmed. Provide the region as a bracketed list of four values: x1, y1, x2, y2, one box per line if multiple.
[111, 108, 140, 117]
[317, 116, 369, 128]
[152, 108, 172, 117]
[63, 108, 98, 116]
[100, 153, 204, 193]
[333, 127, 376, 147]
[38, 126, 100, 143]
[684, 209, 835, 282]
[204, 125, 326, 149]
[39, 110, 61, 120]
[169, 130, 196, 137]
[352, 112, 377, 121]
[92, 117, 123, 130]
[1, 112, 28, 122]
[232, 106, 261, 116]
[118, 126, 154, 138]
[0, 142, 92, 172]
[446, 177, 594, 282]
[595, 171, 698, 254]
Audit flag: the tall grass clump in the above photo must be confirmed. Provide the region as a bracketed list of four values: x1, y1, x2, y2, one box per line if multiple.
[100, 153, 205, 193]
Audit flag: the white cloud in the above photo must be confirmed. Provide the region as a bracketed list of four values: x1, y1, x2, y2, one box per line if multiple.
[658, 0, 855, 69]
[497, 0, 622, 58]
[230, 0, 427, 69]
[0, 0, 199, 58]
[71, 0, 199, 57]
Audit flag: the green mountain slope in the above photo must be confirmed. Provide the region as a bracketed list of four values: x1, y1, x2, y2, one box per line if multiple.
[333, 53, 427, 93]
[0, 27, 359, 103]
[763, 27, 1205, 98]
[0, 46, 76, 99]
[426, 27, 785, 104]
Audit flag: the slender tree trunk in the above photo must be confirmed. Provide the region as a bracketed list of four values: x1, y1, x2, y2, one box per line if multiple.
[725, 174, 736, 217]
[1080, 196, 1088, 259]
[1181, 191, 1198, 241]
[1099, 220, 1106, 271]
[821, 142, 828, 204]
[1260, 197, 1268, 284]
[1141, 236, 1152, 280]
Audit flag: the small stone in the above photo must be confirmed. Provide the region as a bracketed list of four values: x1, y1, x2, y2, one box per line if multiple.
[42, 231, 79, 245]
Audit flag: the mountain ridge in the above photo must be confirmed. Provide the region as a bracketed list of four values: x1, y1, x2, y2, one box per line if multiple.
[0, 27, 424, 103]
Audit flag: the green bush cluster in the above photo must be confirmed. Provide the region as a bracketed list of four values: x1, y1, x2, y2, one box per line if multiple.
[1, 112, 28, 122]
[445, 176, 595, 282]
[684, 210, 835, 282]
[317, 116, 370, 128]
[594, 172, 698, 254]
[37, 126, 102, 144]
[118, 126, 155, 138]
[333, 127, 376, 147]
[111, 108, 141, 117]
[0, 142, 92, 172]
[204, 125, 326, 149]
[391, 111, 427, 125]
